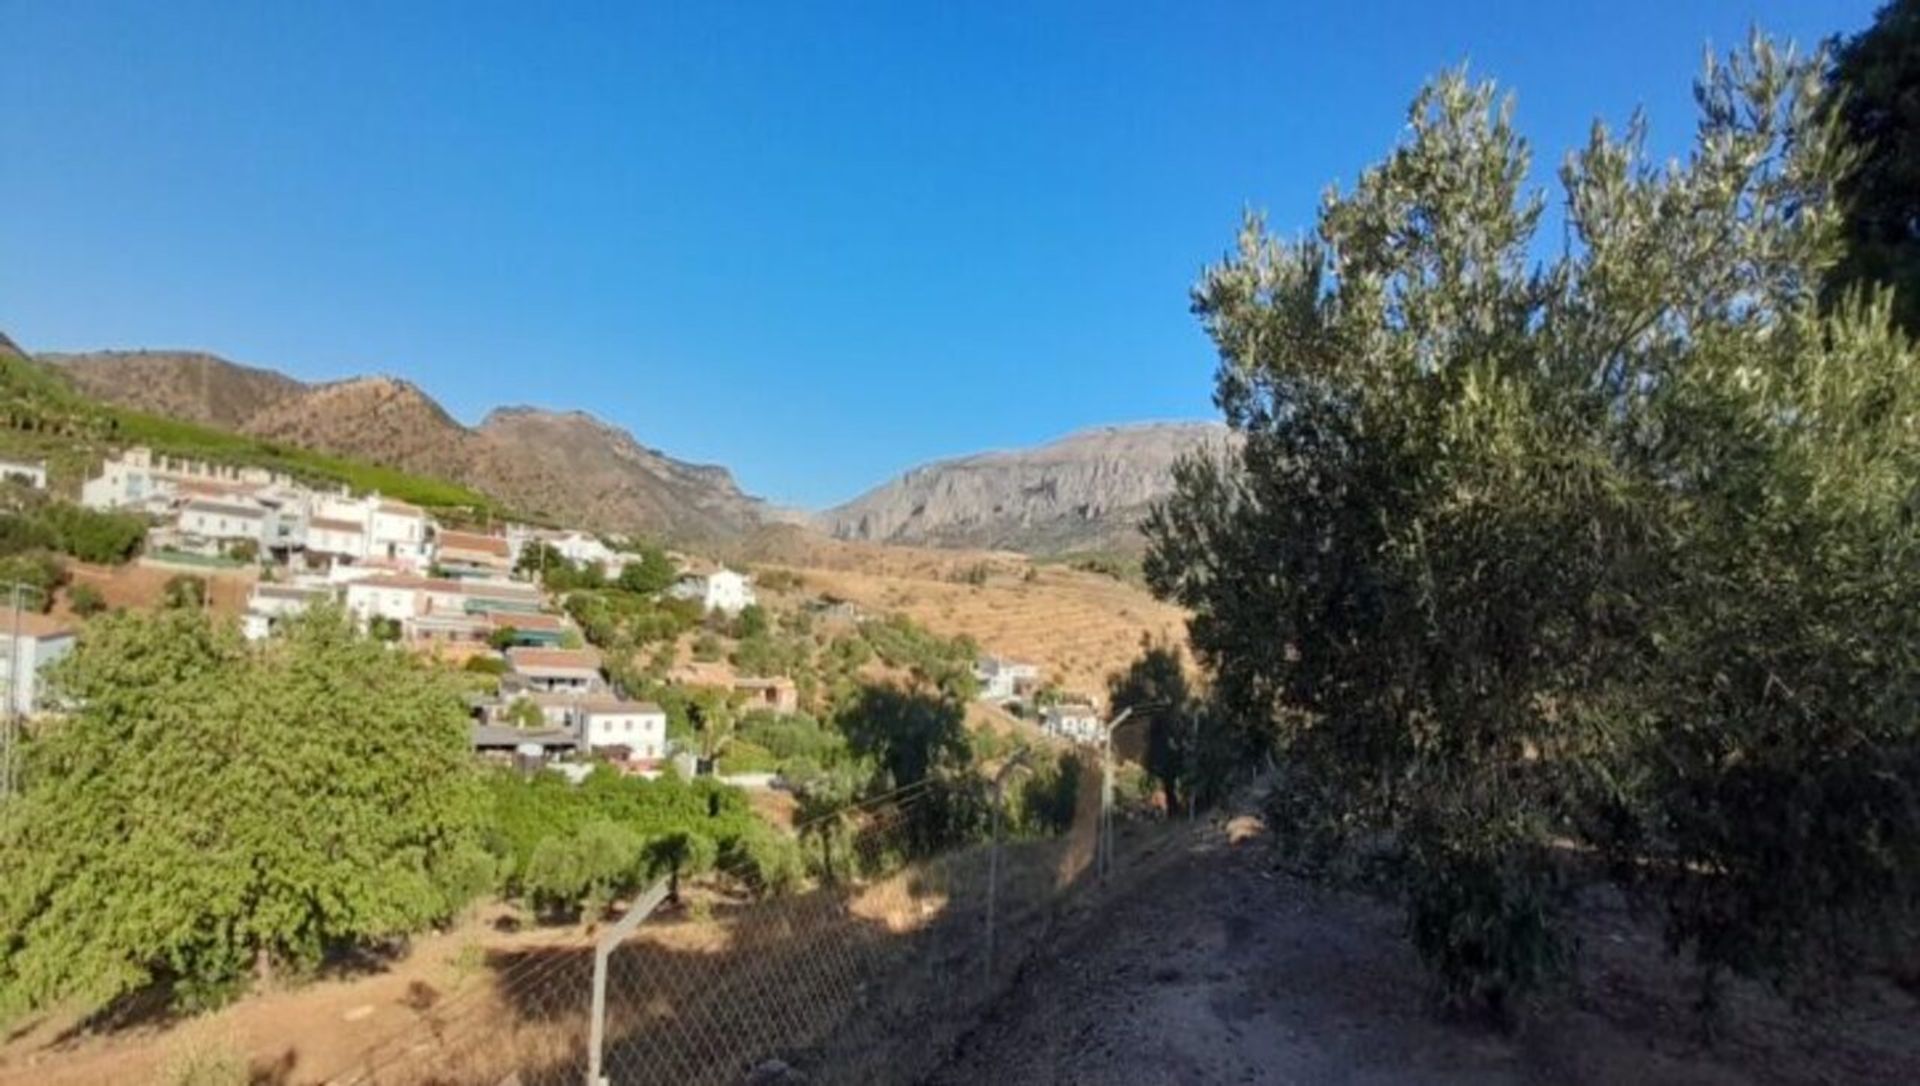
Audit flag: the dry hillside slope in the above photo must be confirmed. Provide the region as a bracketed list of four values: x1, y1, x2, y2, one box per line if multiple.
[44, 349, 303, 428]
[29, 348, 774, 542]
[821, 421, 1236, 556]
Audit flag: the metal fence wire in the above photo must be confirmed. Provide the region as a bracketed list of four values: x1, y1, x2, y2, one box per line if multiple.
[324, 752, 1144, 1086]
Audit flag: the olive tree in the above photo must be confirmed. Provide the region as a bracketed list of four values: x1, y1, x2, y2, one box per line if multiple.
[1147, 38, 1920, 1015]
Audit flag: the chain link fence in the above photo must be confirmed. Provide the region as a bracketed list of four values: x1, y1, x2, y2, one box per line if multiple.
[316, 748, 1164, 1085]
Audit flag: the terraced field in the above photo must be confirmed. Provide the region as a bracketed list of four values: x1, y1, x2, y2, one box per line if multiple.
[793, 557, 1188, 699]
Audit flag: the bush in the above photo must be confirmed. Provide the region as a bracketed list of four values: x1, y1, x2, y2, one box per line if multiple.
[162, 573, 207, 610]
[0, 552, 64, 611]
[66, 582, 106, 617]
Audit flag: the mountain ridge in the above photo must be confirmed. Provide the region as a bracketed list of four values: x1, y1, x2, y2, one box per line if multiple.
[820, 420, 1235, 555]
[37, 348, 772, 542]
[34, 341, 1228, 553]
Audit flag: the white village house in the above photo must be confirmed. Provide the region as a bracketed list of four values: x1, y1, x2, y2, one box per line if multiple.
[975, 656, 1041, 702]
[576, 699, 668, 760]
[1042, 702, 1104, 746]
[670, 567, 756, 615]
[0, 458, 47, 489]
[0, 609, 78, 715]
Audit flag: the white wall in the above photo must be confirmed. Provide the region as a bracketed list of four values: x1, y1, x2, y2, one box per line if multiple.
[344, 581, 422, 622]
[584, 710, 667, 758]
[0, 634, 74, 714]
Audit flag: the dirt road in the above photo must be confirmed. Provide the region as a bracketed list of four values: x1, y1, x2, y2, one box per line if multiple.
[928, 816, 1920, 1086]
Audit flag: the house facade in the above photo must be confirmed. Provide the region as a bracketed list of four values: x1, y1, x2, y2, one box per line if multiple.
[177, 499, 272, 548]
[975, 656, 1041, 701]
[434, 530, 514, 578]
[506, 647, 605, 694]
[0, 459, 47, 489]
[0, 610, 78, 715]
[578, 700, 668, 759]
[1042, 703, 1104, 745]
[671, 567, 756, 615]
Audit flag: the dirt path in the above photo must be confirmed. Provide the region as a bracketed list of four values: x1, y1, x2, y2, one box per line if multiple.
[928, 816, 1920, 1086]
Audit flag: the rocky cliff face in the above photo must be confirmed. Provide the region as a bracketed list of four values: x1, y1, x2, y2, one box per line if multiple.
[821, 422, 1235, 555]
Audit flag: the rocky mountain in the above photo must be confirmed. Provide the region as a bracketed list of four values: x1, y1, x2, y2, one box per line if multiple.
[821, 422, 1237, 555]
[37, 350, 771, 542]
[43, 349, 303, 429]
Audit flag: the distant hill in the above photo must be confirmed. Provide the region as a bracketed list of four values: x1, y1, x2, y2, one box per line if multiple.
[45, 350, 303, 429]
[37, 346, 773, 542]
[820, 422, 1237, 556]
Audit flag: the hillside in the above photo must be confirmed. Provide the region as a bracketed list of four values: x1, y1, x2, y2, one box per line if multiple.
[31, 348, 773, 542]
[45, 349, 303, 428]
[820, 422, 1237, 555]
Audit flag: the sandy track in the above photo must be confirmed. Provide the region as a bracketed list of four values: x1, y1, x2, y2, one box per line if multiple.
[928, 817, 1920, 1086]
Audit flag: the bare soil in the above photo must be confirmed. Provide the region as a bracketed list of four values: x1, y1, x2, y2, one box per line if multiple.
[929, 816, 1920, 1086]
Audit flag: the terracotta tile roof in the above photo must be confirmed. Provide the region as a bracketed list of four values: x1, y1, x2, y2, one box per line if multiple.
[486, 611, 565, 631]
[437, 530, 511, 558]
[506, 647, 603, 674]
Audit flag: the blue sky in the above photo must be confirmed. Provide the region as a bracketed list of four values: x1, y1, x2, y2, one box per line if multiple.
[0, 1, 1880, 508]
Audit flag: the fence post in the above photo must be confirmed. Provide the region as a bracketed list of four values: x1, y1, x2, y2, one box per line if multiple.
[986, 778, 1002, 983]
[985, 750, 1032, 985]
[586, 876, 672, 1086]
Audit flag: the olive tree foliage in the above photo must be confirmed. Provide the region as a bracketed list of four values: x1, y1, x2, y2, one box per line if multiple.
[1145, 40, 1920, 1015]
[0, 605, 489, 1018]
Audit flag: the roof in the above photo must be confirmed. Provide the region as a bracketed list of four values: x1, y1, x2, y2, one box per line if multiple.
[733, 676, 795, 690]
[506, 647, 604, 674]
[575, 697, 664, 715]
[252, 584, 329, 601]
[376, 500, 424, 517]
[0, 608, 78, 640]
[471, 723, 578, 749]
[437, 530, 511, 559]
[349, 573, 539, 599]
[308, 516, 363, 533]
[1047, 702, 1100, 716]
[486, 611, 565, 631]
[182, 499, 265, 519]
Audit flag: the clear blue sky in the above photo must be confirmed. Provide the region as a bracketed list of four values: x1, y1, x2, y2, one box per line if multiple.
[0, 0, 1881, 508]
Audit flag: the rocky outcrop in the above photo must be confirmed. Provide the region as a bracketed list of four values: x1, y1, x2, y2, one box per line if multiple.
[821, 422, 1235, 555]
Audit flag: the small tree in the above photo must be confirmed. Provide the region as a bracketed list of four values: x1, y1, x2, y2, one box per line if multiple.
[616, 544, 677, 595]
[161, 573, 207, 611]
[66, 582, 106, 618]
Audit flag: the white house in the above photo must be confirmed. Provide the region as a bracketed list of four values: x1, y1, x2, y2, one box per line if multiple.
[0, 610, 78, 715]
[975, 656, 1041, 702]
[670, 567, 756, 615]
[368, 500, 430, 565]
[506, 647, 605, 694]
[81, 447, 290, 512]
[177, 498, 272, 548]
[305, 516, 369, 563]
[242, 582, 333, 641]
[434, 530, 514, 578]
[344, 575, 426, 624]
[577, 699, 668, 759]
[1042, 702, 1104, 746]
[0, 459, 47, 489]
